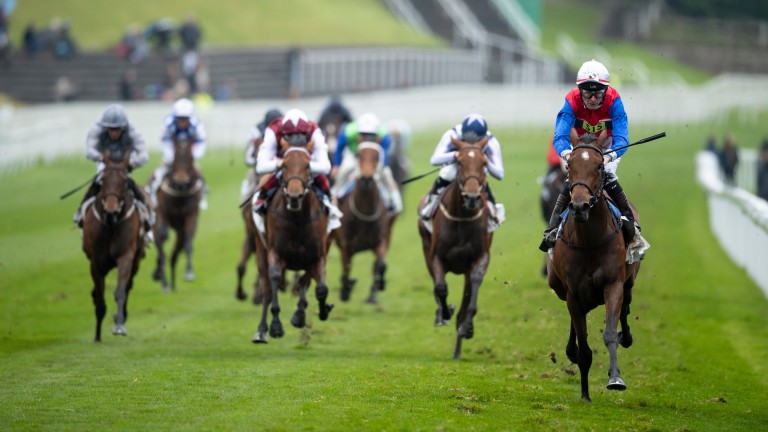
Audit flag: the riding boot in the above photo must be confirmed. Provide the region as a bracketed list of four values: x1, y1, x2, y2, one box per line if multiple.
[605, 180, 637, 244]
[420, 176, 451, 220]
[539, 188, 570, 252]
[128, 179, 154, 234]
[74, 181, 100, 228]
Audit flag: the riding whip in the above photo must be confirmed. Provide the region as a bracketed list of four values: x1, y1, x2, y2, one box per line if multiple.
[603, 132, 666, 155]
[400, 163, 454, 185]
[59, 175, 97, 200]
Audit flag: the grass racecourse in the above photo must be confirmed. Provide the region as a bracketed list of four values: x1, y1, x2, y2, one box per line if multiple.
[1, 115, 768, 431]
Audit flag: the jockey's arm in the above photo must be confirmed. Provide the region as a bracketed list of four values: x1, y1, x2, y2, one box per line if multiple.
[309, 128, 331, 175]
[127, 125, 149, 168]
[85, 125, 103, 162]
[332, 127, 348, 167]
[607, 98, 629, 161]
[429, 129, 458, 166]
[553, 101, 576, 160]
[255, 128, 279, 175]
[485, 136, 504, 180]
[190, 121, 207, 161]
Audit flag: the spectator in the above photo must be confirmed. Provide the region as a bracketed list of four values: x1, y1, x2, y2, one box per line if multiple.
[145, 18, 175, 55]
[757, 139, 768, 201]
[53, 18, 76, 60]
[215, 78, 239, 101]
[119, 68, 139, 101]
[719, 134, 739, 187]
[180, 49, 199, 93]
[22, 23, 39, 56]
[52, 75, 80, 102]
[178, 15, 201, 51]
[194, 58, 211, 95]
[116, 24, 148, 64]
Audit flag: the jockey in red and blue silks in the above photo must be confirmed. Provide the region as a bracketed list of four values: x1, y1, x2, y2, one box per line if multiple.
[539, 59, 637, 252]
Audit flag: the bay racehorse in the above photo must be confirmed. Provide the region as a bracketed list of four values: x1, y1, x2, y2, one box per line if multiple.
[418, 136, 493, 360]
[151, 138, 203, 292]
[252, 140, 333, 343]
[545, 143, 641, 402]
[334, 142, 395, 304]
[81, 150, 146, 342]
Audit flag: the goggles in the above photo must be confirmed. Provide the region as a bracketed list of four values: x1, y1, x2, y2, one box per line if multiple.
[580, 89, 606, 100]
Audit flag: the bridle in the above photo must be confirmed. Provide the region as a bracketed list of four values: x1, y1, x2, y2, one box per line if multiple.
[279, 147, 311, 200]
[568, 145, 606, 209]
[456, 145, 485, 198]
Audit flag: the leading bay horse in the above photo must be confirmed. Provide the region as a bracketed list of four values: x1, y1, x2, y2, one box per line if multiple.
[252, 140, 333, 343]
[81, 150, 146, 342]
[545, 143, 641, 402]
[151, 138, 203, 292]
[334, 142, 395, 304]
[418, 136, 492, 360]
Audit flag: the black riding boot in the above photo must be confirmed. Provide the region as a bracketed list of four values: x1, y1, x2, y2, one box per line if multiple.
[539, 187, 570, 252]
[74, 181, 101, 228]
[605, 180, 637, 244]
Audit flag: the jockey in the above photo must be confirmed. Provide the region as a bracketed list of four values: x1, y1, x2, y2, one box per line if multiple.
[539, 59, 636, 252]
[330, 112, 403, 215]
[252, 108, 341, 233]
[241, 108, 282, 201]
[419, 113, 505, 223]
[73, 104, 152, 233]
[146, 98, 208, 209]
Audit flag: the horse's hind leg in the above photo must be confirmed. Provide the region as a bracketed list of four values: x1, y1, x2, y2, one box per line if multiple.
[90, 266, 107, 343]
[339, 249, 356, 302]
[235, 236, 253, 301]
[567, 300, 593, 402]
[566, 322, 578, 364]
[367, 242, 388, 304]
[153, 220, 169, 291]
[314, 258, 334, 321]
[112, 255, 134, 337]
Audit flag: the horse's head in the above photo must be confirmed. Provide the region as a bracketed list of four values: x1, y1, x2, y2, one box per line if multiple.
[452, 135, 489, 212]
[279, 141, 312, 212]
[356, 141, 382, 188]
[169, 138, 197, 189]
[99, 149, 132, 224]
[567, 144, 605, 222]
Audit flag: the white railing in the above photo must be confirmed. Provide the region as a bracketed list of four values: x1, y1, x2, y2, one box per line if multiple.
[696, 150, 768, 297]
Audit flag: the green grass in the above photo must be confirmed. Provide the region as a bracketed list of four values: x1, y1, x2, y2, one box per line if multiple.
[9, 0, 444, 50]
[1, 113, 768, 430]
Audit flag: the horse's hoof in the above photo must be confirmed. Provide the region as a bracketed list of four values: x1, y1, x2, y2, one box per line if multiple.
[152, 269, 162, 281]
[340, 287, 352, 302]
[112, 325, 127, 336]
[291, 310, 306, 328]
[252, 332, 268, 344]
[446, 304, 456, 320]
[162, 284, 171, 293]
[269, 322, 285, 338]
[365, 294, 378, 305]
[184, 271, 195, 282]
[607, 376, 626, 391]
[236, 290, 247, 301]
[619, 330, 634, 348]
[458, 323, 474, 339]
[319, 303, 334, 321]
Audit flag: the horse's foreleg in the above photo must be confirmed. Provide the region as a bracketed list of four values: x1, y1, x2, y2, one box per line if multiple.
[566, 322, 578, 364]
[453, 258, 488, 360]
[153, 221, 169, 291]
[267, 259, 285, 338]
[431, 258, 454, 326]
[604, 282, 626, 391]
[291, 272, 310, 329]
[90, 264, 107, 343]
[619, 282, 634, 348]
[235, 234, 253, 301]
[252, 275, 272, 344]
[112, 254, 134, 337]
[169, 231, 183, 291]
[339, 249, 356, 302]
[367, 241, 388, 304]
[567, 296, 593, 402]
[183, 214, 198, 282]
[314, 257, 333, 321]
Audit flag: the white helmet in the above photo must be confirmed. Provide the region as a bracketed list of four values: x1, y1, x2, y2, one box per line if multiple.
[576, 59, 610, 90]
[173, 98, 195, 117]
[357, 113, 380, 135]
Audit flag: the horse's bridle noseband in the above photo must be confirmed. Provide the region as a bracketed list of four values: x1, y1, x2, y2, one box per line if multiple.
[456, 145, 485, 197]
[567, 145, 606, 209]
[279, 147, 312, 196]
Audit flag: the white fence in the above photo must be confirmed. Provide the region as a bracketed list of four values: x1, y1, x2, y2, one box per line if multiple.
[696, 151, 768, 297]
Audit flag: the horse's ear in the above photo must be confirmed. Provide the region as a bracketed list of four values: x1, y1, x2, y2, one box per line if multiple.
[476, 135, 490, 148]
[569, 127, 580, 147]
[306, 140, 315, 154]
[450, 135, 466, 150]
[597, 130, 609, 149]
[279, 137, 290, 153]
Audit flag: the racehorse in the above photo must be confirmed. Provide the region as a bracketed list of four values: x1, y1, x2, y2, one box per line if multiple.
[417, 135, 493, 360]
[151, 138, 203, 292]
[545, 143, 641, 402]
[81, 150, 145, 342]
[334, 142, 395, 304]
[252, 140, 333, 343]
